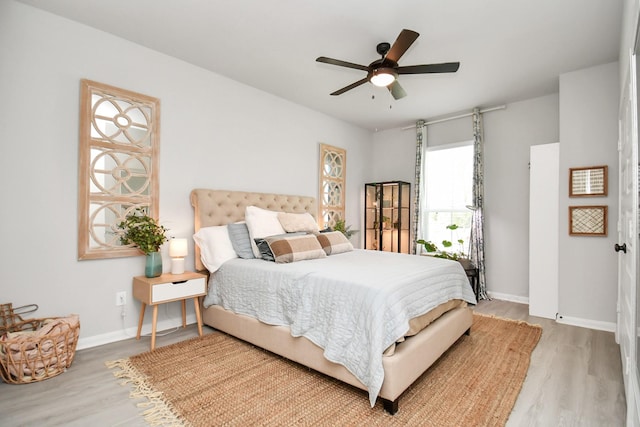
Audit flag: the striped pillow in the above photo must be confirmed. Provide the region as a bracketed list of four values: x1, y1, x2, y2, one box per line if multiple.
[315, 231, 353, 255]
[256, 234, 327, 263]
[227, 222, 255, 259]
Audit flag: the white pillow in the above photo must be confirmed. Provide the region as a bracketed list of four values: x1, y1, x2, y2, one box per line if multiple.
[193, 225, 238, 273]
[277, 212, 319, 233]
[245, 206, 286, 257]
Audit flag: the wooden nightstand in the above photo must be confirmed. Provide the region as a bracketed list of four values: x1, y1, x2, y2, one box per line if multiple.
[132, 271, 207, 350]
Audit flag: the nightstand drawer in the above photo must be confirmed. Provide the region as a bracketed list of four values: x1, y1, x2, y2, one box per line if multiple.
[151, 277, 206, 303]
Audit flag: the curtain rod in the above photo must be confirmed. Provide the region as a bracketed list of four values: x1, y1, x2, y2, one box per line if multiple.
[401, 105, 506, 130]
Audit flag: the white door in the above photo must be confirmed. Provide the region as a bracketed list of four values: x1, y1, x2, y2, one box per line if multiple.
[529, 143, 559, 319]
[618, 50, 639, 426]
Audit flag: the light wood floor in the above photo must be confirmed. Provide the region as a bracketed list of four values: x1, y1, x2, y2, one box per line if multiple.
[0, 299, 626, 426]
[474, 300, 626, 427]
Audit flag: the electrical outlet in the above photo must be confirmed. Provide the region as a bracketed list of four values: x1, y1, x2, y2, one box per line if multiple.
[116, 291, 126, 306]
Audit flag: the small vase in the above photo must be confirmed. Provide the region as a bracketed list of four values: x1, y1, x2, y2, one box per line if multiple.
[145, 252, 163, 278]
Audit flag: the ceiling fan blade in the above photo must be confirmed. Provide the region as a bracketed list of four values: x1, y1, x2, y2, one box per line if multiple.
[384, 29, 420, 63]
[330, 77, 369, 96]
[316, 56, 369, 72]
[397, 62, 460, 74]
[388, 81, 407, 100]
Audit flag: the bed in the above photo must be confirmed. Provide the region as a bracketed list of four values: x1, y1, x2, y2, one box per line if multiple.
[190, 188, 476, 414]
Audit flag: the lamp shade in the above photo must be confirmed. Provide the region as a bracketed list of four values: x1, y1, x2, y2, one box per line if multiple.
[169, 238, 188, 258]
[370, 68, 397, 87]
[169, 238, 188, 275]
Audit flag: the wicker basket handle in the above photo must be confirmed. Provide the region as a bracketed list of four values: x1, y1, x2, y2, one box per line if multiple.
[12, 304, 38, 316]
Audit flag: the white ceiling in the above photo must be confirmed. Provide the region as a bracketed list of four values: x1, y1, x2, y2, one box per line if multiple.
[17, 0, 623, 131]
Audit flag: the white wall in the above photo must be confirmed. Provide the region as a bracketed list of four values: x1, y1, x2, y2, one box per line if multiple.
[370, 128, 416, 183]
[0, 1, 372, 347]
[620, 0, 640, 92]
[558, 62, 620, 327]
[370, 95, 559, 302]
[484, 95, 560, 300]
[369, 63, 620, 329]
[0, 1, 621, 347]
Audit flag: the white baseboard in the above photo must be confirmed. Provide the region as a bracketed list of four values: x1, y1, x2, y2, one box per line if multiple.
[76, 314, 198, 350]
[486, 291, 529, 305]
[556, 314, 616, 333]
[486, 291, 616, 333]
[486, 292, 616, 332]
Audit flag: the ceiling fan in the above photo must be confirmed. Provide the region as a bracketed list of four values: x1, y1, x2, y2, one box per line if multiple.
[316, 29, 460, 100]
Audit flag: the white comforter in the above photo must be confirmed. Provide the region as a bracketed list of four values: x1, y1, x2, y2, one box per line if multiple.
[203, 249, 476, 406]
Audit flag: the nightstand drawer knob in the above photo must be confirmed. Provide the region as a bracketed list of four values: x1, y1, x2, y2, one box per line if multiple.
[172, 280, 188, 284]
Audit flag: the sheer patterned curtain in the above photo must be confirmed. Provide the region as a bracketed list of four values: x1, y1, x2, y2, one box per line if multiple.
[470, 108, 488, 299]
[412, 120, 427, 254]
[415, 108, 489, 299]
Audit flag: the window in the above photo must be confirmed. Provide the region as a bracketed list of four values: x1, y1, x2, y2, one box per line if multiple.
[422, 143, 473, 255]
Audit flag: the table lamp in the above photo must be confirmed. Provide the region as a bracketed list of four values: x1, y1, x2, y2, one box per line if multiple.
[169, 238, 188, 275]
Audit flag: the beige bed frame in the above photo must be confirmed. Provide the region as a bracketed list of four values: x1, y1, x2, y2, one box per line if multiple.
[190, 188, 473, 414]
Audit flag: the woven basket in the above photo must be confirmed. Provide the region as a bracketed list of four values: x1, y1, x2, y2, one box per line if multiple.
[0, 313, 80, 384]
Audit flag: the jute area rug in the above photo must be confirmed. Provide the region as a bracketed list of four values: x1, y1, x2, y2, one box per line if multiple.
[107, 313, 541, 426]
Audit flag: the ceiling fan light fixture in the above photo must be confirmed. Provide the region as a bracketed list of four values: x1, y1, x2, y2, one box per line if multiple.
[318, 29, 460, 98]
[370, 68, 397, 87]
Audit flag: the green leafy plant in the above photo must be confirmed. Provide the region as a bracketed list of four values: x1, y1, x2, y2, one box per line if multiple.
[417, 224, 467, 261]
[333, 218, 358, 239]
[118, 208, 168, 254]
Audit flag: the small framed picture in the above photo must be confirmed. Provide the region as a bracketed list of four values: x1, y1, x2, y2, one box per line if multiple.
[569, 166, 607, 197]
[569, 206, 607, 236]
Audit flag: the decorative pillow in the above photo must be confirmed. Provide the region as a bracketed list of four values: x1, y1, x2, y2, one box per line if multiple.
[254, 232, 306, 261]
[255, 234, 327, 263]
[193, 225, 238, 273]
[227, 222, 255, 259]
[254, 238, 276, 262]
[315, 231, 354, 255]
[277, 212, 319, 233]
[245, 206, 286, 257]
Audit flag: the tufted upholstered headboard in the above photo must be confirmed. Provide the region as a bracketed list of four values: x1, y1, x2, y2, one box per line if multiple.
[190, 189, 317, 271]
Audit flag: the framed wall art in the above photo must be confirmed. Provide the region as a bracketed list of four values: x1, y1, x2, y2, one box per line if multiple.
[569, 165, 607, 197]
[318, 143, 346, 229]
[78, 79, 161, 260]
[569, 205, 607, 236]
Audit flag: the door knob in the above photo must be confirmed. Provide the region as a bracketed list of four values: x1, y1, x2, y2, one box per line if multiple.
[615, 243, 627, 253]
